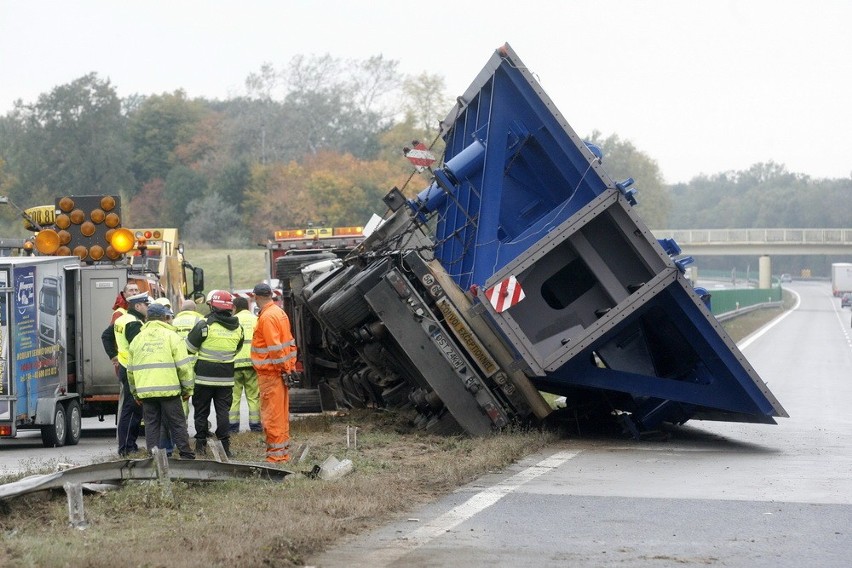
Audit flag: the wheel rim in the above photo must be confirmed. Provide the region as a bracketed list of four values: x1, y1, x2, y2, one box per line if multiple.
[69, 405, 82, 441]
[55, 407, 66, 443]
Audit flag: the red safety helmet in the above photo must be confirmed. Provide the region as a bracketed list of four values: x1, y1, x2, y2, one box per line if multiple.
[207, 290, 235, 312]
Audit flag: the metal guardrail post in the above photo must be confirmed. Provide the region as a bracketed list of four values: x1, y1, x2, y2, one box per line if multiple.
[152, 447, 173, 500]
[64, 482, 88, 529]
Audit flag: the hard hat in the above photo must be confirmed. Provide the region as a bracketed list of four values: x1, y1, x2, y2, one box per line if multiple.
[154, 297, 172, 309]
[208, 290, 235, 312]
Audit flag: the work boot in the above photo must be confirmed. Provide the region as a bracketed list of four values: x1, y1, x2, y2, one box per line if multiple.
[195, 439, 207, 456]
[249, 422, 262, 432]
[178, 451, 196, 460]
[221, 438, 233, 458]
[228, 423, 239, 434]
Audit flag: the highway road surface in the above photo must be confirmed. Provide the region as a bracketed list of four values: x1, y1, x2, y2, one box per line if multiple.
[311, 281, 852, 567]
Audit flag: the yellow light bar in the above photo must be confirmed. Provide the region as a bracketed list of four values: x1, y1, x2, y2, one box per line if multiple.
[333, 226, 364, 237]
[274, 229, 306, 241]
[306, 227, 333, 238]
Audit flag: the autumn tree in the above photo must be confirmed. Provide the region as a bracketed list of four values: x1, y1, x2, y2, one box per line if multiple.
[126, 178, 166, 228]
[242, 151, 403, 240]
[586, 131, 670, 229]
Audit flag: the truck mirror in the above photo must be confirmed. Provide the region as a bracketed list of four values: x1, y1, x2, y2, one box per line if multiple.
[192, 267, 204, 295]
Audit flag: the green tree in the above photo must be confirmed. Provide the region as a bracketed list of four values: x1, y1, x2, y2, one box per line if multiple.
[184, 192, 249, 247]
[666, 162, 847, 229]
[0, 158, 24, 233]
[127, 91, 209, 188]
[586, 131, 670, 229]
[163, 166, 208, 230]
[402, 72, 449, 133]
[0, 73, 132, 209]
[210, 160, 251, 212]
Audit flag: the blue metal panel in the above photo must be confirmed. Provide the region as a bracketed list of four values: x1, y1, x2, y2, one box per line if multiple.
[416, 45, 611, 290]
[535, 278, 785, 422]
[412, 44, 786, 430]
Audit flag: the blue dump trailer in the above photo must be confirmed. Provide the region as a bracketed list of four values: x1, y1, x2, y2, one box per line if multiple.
[283, 44, 786, 436]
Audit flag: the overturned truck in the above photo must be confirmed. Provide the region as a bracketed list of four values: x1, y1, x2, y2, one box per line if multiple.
[283, 44, 787, 436]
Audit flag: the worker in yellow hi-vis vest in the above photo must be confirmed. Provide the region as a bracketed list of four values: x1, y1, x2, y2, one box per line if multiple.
[230, 296, 262, 433]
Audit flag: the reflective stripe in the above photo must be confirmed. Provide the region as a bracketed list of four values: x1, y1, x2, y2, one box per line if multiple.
[266, 443, 290, 459]
[251, 340, 295, 354]
[198, 347, 236, 361]
[195, 375, 235, 385]
[251, 352, 296, 367]
[234, 356, 252, 367]
[128, 361, 178, 372]
[135, 385, 180, 395]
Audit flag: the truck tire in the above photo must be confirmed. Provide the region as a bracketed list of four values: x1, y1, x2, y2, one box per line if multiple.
[318, 288, 372, 333]
[425, 411, 463, 435]
[41, 403, 67, 447]
[276, 253, 337, 286]
[381, 381, 413, 408]
[289, 388, 323, 414]
[65, 399, 82, 446]
[318, 259, 390, 333]
[304, 265, 358, 314]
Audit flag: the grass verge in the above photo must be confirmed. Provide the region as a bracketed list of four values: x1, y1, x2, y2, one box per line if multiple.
[185, 247, 269, 293]
[0, 410, 557, 567]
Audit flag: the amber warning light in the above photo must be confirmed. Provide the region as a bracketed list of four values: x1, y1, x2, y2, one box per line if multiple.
[274, 226, 363, 241]
[33, 195, 135, 261]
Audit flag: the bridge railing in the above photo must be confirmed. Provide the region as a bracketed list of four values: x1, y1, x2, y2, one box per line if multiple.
[654, 228, 852, 245]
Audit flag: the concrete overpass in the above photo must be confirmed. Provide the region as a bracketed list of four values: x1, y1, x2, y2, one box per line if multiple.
[651, 228, 852, 256]
[650, 228, 852, 288]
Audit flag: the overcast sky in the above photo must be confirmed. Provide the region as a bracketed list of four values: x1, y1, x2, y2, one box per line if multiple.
[1, 1, 850, 184]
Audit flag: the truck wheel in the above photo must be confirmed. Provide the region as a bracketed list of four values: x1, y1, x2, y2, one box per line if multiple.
[318, 284, 372, 332]
[41, 403, 67, 447]
[381, 381, 413, 408]
[65, 399, 82, 446]
[318, 260, 390, 333]
[276, 253, 337, 286]
[425, 412, 463, 435]
[304, 265, 358, 314]
[289, 388, 323, 414]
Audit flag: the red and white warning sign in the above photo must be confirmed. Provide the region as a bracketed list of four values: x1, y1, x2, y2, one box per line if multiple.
[484, 275, 525, 313]
[404, 141, 436, 170]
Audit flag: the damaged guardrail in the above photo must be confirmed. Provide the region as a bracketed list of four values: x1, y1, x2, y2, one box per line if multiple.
[0, 457, 293, 502]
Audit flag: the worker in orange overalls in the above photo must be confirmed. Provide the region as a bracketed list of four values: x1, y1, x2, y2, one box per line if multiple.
[250, 283, 297, 462]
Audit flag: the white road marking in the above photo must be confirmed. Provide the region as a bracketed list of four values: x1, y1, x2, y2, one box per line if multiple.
[737, 288, 800, 350]
[361, 449, 581, 566]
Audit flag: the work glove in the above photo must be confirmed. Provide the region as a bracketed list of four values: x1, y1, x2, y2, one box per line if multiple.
[282, 372, 300, 388]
